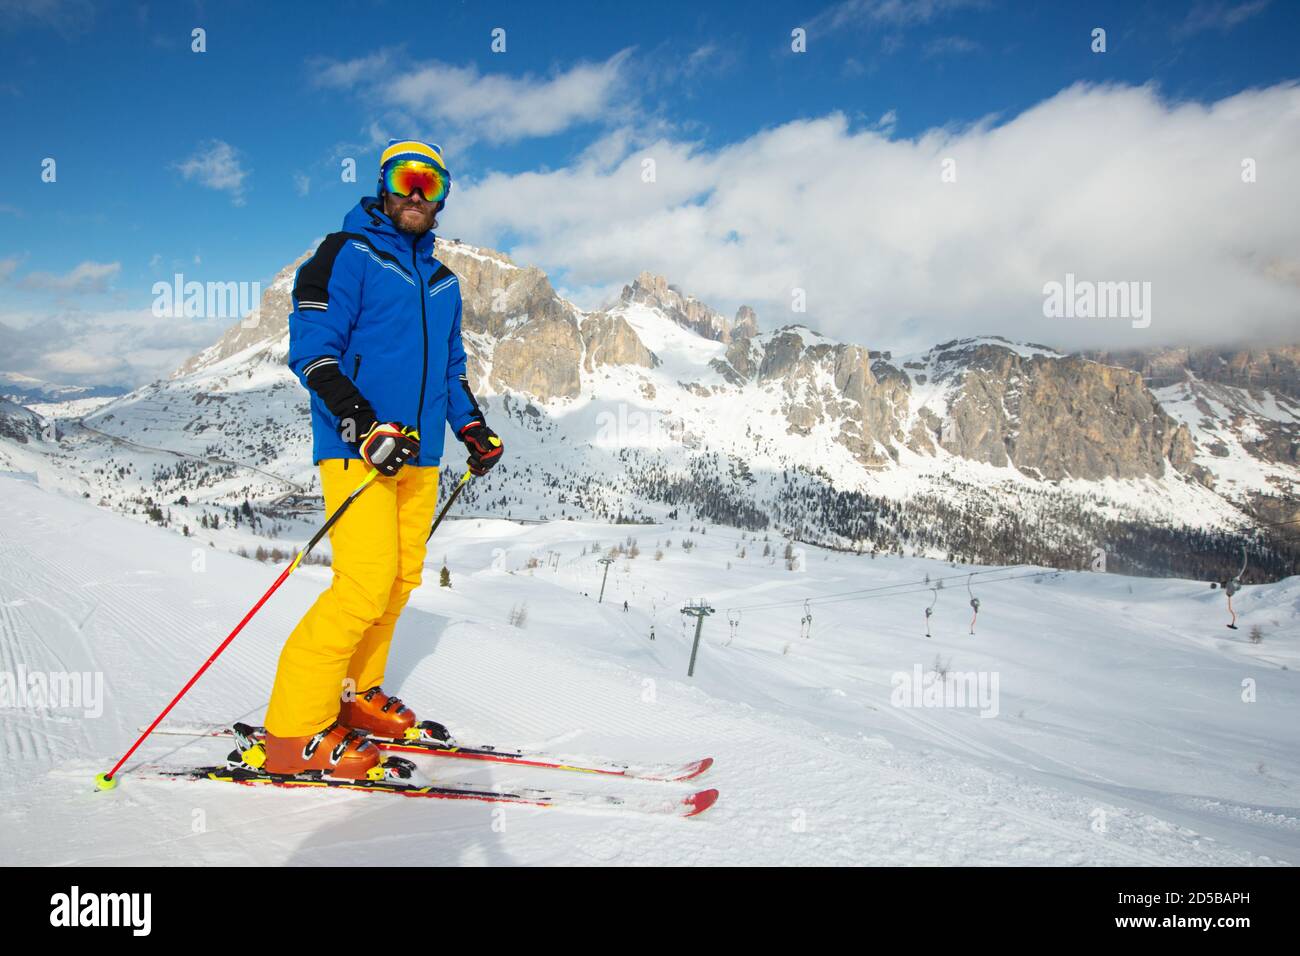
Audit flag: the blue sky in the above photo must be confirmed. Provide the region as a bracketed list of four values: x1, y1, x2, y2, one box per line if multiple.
[2, 0, 1298, 387]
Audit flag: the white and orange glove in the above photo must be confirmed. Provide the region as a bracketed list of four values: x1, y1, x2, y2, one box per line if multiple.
[359, 422, 420, 477]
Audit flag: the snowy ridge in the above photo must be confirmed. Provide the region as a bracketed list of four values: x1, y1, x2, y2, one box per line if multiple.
[1155, 374, 1300, 501]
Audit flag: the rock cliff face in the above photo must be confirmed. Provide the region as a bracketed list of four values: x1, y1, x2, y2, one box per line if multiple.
[0, 398, 48, 444]
[434, 241, 587, 400]
[490, 317, 583, 400]
[1088, 346, 1300, 400]
[932, 344, 1195, 481]
[1085, 345, 1300, 473]
[710, 331, 1198, 479]
[742, 329, 907, 466]
[732, 306, 759, 340]
[580, 312, 658, 372]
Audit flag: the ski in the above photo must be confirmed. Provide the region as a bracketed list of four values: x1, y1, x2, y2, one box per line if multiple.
[144, 722, 714, 782]
[132, 762, 719, 818]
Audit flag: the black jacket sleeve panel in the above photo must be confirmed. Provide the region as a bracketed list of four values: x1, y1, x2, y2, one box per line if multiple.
[292, 233, 353, 314]
[303, 357, 377, 439]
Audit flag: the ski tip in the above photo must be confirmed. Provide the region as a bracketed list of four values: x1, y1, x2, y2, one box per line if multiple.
[683, 788, 719, 817]
[643, 756, 714, 782]
[679, 756, 714, 781]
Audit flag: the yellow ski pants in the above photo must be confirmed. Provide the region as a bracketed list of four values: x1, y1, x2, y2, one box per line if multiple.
[265, 458, 440, 737]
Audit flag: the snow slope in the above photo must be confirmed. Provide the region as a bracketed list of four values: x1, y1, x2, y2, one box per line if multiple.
[0, 475, 1296, 865]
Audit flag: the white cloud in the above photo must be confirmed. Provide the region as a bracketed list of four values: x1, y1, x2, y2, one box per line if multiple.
[16, 260, 120, 294]
[677, 43, 721, 80]
[41, 347, 119, 376]
[0, 0, 96, 37]
[317, 48, 635, 145]
[311, 49, 392, 88]
[810, 0, 985, 32]
[1175, 1, 1271, 37]
[0, 306, 230, 387]
[174, 140, 250, 205]
[923, 35, 980, 58]
[447, 81, 1300, 352]
[842, 57, 868, 78]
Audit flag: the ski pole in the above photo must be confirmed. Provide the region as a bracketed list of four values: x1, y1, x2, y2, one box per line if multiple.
[96, 467, 382, 790]
[426, 469, 471, 542]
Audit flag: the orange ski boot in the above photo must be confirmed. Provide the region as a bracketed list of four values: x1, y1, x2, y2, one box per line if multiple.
[260, 721, 381, 779]
[340, 686, 453, 745]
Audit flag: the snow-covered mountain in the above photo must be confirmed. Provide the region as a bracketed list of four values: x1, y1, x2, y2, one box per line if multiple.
[1089, 345, 1300, 516]
[4, 237, 1297, 583]
[0, 371, 126, 406]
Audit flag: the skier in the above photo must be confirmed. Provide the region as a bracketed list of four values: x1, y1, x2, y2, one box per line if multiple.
[263, 140, 503, 779]
[623, 600, 629, 612]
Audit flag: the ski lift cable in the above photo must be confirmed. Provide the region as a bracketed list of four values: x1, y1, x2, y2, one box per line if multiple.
[802, 570, 1053, 609]
[729, 564, 1024, 612]
[721, 570, 1055, 617]
[731, 564, 1023, 612]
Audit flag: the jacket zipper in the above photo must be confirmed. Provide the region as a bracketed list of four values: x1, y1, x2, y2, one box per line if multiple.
[414, 246, 429, 450]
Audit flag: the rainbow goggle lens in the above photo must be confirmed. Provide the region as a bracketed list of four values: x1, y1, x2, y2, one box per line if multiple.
[382, 160, 450, 204]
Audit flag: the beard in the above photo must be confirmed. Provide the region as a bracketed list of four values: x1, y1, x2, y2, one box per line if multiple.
[386, 196, 437, 235]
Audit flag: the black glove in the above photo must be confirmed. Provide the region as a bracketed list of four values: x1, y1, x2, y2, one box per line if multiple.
[359, 422, 420, 476]
[458, 421, 503, 476]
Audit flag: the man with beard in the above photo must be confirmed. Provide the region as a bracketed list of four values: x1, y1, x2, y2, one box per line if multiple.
[262, 140, 503, 778]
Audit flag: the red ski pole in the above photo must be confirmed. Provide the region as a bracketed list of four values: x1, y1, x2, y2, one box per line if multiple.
[95, 467, 381, 790]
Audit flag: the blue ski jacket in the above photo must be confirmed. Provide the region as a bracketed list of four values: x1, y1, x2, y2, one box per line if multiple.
[287, 197, 480, 467]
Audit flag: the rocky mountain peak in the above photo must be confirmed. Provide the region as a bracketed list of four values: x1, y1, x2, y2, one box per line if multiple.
[621, 272, 733, 342]
[733, 305, 759, 339]
[0, 397, 50, 445]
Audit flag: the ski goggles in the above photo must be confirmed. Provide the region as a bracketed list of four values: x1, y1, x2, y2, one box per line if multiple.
[382, 160, 450, 204]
